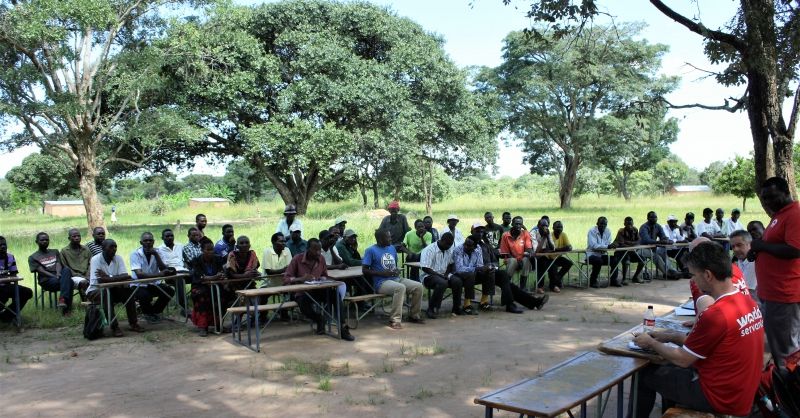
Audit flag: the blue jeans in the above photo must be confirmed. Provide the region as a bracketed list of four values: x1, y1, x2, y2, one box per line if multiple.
[38, 267, 75, 307]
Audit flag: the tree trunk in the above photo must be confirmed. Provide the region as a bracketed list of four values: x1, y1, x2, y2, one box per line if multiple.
[77, 157, 105, 230]
[372, 179, 379, 209]
[424, 160, 434, 215]
[742, 196, 747, 213]
[559, 155, 579, 209]
[359, 181, 367, 207]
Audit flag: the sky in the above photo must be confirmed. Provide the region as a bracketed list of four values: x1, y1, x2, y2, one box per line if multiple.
[0, 0, 762, 179]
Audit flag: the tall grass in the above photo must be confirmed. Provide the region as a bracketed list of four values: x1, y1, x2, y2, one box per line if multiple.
[0, 191, 765, 328]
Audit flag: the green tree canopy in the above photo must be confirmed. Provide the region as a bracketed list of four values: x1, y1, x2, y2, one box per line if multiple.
[712, 156, 756, 211]
[0, 0, 210, 229]
[158, 0, 498, 214]
[479, 22, 676, 208]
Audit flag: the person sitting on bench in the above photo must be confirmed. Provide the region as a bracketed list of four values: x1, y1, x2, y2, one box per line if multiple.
[284, 238, 354, 341]
[190, 238, 227, 337]
[88, 239, 144, 337]
[28, 232, 77, 316]
[630, 243, 764, 417]
[59, 228, 91, 302]
[363, 229, 425, 330]
[0, 236, 33, 323]
[130, 232, 177, 324]
[420, 232, 464, 318]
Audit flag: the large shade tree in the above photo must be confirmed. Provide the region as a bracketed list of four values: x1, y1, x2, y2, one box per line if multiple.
[0, 0, 209, 229]
[480, 23, 675, 208]
[505, 0, 800, 206]
[159, 0, 498, 214]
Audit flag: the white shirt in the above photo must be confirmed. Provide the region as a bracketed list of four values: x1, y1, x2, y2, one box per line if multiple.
[158, 243, 187, 271]
[88, 253, 127, 294]
[275, 218, 303, 238]
[130, 248, 161, 285]
[695, 220, 721, 237]
[321, 245, 341, 266]
[586, 227, 612, 258]
[723, 218, 745, 236]
[736, 258, 757, 290]
[445, 227, 465, 247]
[662, 225, 685, 243]
[419, 242, 454, 282]
[263, 246, 292, 272]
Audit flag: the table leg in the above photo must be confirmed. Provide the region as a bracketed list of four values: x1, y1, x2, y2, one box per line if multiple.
[596, 392, 602, 418]
[484, 406, 493, 418]
[580, 401, 587, 418]
[253, 296, 261, 352]
[210, 284, 220, 334]
[616, 380, 624, 418]
[630, 371, 639, 418]
[13, 280, 21, 328]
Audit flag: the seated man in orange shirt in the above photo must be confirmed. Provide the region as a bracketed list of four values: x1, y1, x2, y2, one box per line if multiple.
[499, 216, 536, 291]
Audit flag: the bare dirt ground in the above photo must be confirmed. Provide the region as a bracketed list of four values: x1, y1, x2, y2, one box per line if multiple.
[0, 279, 690, 418]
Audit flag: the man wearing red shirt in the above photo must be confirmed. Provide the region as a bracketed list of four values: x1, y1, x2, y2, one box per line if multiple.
[284, 238, 354, 341]
[631, 243, 764, 417]
[499, 216, 535, 290]
[751, 176, 800, 366]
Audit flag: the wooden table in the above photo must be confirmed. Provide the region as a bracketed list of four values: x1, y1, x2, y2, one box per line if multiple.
[204, 275, 273, 333]
[97, 274, 190, 326]
[475, 351, 648, 418]
[235, 281, 344, 352]
[597, 313, 693, 363]
[0, 276, 23, 328]
[326, 266, 364, 280]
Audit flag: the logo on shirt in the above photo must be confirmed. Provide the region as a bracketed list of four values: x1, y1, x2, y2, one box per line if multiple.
[736, 305, 763, 337]
[381, 253, 396, 271]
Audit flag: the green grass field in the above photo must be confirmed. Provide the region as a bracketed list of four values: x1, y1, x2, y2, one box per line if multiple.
[0, 192, 764, 329]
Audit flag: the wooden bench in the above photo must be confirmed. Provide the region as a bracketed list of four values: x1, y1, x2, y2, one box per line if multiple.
[475, 351, 648, 418]
[661, 407, 715, 418]
[226, 301, 299, 316]
[342, 293, 390, 329]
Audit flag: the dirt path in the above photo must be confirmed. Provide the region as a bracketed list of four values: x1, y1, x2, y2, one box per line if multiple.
[1, 280, 690, 417]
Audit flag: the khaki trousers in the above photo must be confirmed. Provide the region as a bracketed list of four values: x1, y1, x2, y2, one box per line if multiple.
[378, 278, 423, 323]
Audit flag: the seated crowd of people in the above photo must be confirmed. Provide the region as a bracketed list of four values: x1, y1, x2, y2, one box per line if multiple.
[1, 176, 799, 418]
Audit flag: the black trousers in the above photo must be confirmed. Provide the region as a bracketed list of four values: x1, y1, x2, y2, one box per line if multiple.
[38, 267, 76, 306]
[452, 271, 479, 304]
[0, 284, 33, 322]
[588, 254, 617, 284]
[134, 284, 176, 315]
[294, 288, 339, 326]
[629, 364, 714, 418]
[424, 275, 464, 313]
[88, 288, 138, 328]
[534, 256, 573, 289]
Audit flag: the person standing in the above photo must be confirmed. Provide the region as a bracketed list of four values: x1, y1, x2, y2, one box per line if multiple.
[484, 212, 505, 254]
[379, 200, 410, 247]
[195, 214, 208, 237]
[500, 212, 513, 232]
[751, 177, 800, 366]
[422, 216, 439, 243]
[445, 214, 465, 247]
[214, 224, 236, 258]
[275, 205, 302, 237]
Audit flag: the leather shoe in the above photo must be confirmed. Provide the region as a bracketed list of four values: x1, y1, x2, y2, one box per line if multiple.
[534, 294, 550, 310]
[506, 304, 523, 314]
[341, 325, 355, 342]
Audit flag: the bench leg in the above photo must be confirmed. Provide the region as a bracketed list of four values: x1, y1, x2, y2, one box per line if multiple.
[617, 380, 624, 418]
[484, 406, 492, 418]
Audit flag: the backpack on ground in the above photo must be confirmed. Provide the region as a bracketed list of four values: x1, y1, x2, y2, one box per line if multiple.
[83, 304, 106, 340]
[757, 349, 800, 418]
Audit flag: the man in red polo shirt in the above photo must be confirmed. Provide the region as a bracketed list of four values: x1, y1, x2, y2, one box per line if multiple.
[751, 176, 800, 366]
[631, 243, 764, 417]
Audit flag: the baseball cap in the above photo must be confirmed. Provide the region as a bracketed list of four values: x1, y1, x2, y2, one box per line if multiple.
[283, 204, 297, 215]
[343, 229, 357, 238]
[471, 222, 484, 230]
[667, 215, 677, 221]
[335, 216, 347, 225]
[447, 214, 459, 221]
[289, 224, 302, 233]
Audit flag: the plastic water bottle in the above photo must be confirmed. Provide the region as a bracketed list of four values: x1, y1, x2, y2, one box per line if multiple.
[643, 305, 655, 333]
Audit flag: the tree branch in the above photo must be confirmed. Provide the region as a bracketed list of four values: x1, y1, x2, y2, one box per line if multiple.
[660, 96, 746, 113]
[649, 0, 747, 52]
